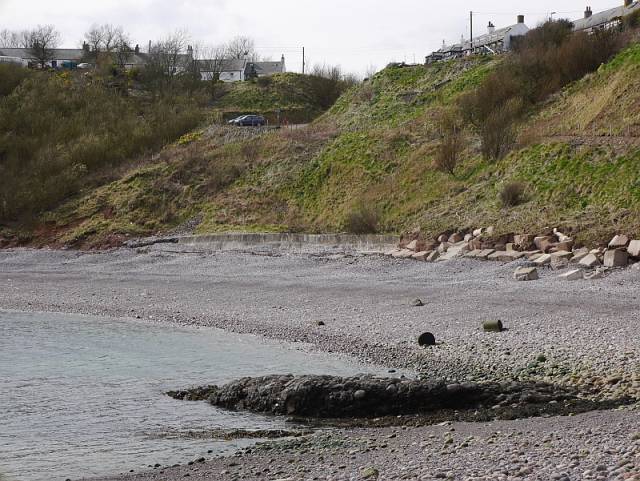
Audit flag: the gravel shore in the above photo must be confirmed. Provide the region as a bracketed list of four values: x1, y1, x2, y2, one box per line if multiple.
[1, 245, 639, 480]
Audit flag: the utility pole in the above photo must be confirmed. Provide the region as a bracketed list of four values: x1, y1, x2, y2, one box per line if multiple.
[470, 11, 474, 54]
[302, 46, 305, 74]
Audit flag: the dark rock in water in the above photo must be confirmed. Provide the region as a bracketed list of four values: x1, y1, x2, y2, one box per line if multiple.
[418, 332, 436, 346]
[167, 385, 218, 401]
[167, 374, 581, 418]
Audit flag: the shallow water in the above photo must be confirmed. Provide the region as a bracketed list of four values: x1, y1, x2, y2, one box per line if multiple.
[0, 311, 378, 481]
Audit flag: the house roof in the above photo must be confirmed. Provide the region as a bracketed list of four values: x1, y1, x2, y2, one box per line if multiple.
[572, 1, 640, 31]
[0, 48, 86, 61]
[197, 58, 247, 72]
[436, 21, 527, 55]
[248, 61, 285, 75]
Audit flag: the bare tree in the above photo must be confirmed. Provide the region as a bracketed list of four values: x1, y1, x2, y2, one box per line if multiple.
[225, 36, 257, 60]
[83, 24, 105, 58]
[194, 43, 227, 98]
[145, 30, 191, 91]
[0, 29, 29, 48]
[26, 25, 61, 68]
[102, 24, 124, 52]
[112, 33, 133, 70]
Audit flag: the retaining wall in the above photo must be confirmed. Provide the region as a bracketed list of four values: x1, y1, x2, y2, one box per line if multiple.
[177, 233, 399, 252]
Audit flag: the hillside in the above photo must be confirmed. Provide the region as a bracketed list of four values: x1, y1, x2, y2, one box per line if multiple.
[3, 41, 640, 248]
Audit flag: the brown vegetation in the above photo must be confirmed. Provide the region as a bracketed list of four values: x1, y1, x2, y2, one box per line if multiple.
[460, 20, 628, 161]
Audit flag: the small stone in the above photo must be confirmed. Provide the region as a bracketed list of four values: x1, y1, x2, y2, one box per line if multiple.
[361, 467, 379, 479]
[354, 390, 366, 400]
[437, 234, 448, 243]
[514, 266, 538, 281]
[316, 320, 325, 326]
[410, 298, 424, 307]
[559, 269, 583, 281]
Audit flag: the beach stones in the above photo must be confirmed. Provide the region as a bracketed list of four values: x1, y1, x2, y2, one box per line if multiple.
[410, 298, 424, 307]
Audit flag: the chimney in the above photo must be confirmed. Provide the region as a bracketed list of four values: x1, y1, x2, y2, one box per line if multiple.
[134, 44, 140, 54]
[585, 6, 593, 18]
[187, 45, 193, 58]
[281, 54, 285, 63]
[488, 21, 496, 34]
[82, 41, 89, 53]
[517, 15, 525, 24]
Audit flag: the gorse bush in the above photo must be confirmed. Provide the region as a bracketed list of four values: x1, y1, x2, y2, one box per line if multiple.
[500, 181, 527, 207]
[0, 71, 204, 222]
[434, 110, 465, 174]
[0, 63, 31, 96]
[343, 200, 380, 234]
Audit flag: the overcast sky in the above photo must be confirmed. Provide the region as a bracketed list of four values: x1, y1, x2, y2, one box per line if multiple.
[0, 0, 627, 74]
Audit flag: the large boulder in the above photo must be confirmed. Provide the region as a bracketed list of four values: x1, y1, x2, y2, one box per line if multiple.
[604, 249, 629, 268]
[579, 253, 601, 268]
[412, 251, 432, 261]
[627, 240, 640, 258]
[513, 234, 535, 251]
[609, 235, 630, 249]
[514, 267, 539, 281]
[534, 236, 557, 253]
[559, 269, 583, 281]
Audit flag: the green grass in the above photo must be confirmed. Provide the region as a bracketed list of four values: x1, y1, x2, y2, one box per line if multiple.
[14, 41, 640, 247]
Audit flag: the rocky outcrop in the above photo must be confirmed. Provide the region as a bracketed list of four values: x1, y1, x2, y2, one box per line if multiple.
[168, 374, 582, 419]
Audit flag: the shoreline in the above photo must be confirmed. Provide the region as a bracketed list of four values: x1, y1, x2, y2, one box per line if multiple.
[1, 246, 639, 480]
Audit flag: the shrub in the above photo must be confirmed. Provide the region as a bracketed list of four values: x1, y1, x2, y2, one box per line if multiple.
[0, 72, 204, 222]
[256, 76, 272, 88]
[459, 20, 626, 161]
[500, 181, 527, 207]
[434, 110, 465, 173]
[479, 97, 523, 161]
[343, 200, 380, 234]
[0, 64, 31, 96]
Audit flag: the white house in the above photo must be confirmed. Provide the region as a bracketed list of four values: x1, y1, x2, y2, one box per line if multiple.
[426, 15, 529, 64]
[573, 0, 640, 32]
[198, 56, 286, 83]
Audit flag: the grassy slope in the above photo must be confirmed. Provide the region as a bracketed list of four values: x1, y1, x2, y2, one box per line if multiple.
[19, 44, 640, 247]
[212, 72, 327, 122]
